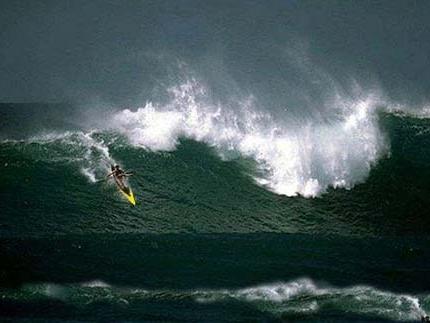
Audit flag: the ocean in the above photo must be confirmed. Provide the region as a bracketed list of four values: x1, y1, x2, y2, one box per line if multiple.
[1, 1, 430, 322]
[1, 101, 430, 322]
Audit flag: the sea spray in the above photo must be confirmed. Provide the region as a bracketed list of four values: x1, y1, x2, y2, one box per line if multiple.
[112, 79, 388, 197]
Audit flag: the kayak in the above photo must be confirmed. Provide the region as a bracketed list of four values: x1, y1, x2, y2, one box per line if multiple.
[113, 175, 136, 206]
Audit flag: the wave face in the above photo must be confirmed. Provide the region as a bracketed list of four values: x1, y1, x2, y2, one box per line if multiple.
[2, 103, 430, 236]
[112, 78, 388, 197]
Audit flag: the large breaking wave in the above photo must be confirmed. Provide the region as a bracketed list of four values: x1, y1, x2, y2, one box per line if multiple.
[112, 78, 388, 197]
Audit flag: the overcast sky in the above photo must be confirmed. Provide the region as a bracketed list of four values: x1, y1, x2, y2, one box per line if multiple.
[1, 0, 430, 106]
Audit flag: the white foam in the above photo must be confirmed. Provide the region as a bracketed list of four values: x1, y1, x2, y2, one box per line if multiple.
[81, 280, 111, 288]
[16, 279, 427, 321]
[81, 167, 97, 183]
[195, 278, 426, 321]
[77, 131, 114, 183]
[112, 79, 388, 197]
[387, 103, 430, 119]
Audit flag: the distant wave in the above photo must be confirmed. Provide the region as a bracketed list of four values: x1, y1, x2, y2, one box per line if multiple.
[197, 278, 426, 321]
[5, 278, 427, 321]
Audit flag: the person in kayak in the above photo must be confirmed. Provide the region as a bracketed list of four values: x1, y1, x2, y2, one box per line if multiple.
[107, 165, 132, 190]
[108, 165, 126, 178]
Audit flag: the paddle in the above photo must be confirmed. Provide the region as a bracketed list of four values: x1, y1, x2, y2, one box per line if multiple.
[96, 171, 133, 182]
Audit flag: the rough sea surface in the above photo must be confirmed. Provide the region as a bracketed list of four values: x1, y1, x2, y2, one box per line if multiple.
[1, 1, 430, 322]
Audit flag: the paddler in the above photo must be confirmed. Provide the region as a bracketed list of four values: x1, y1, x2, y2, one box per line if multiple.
[107, 165, 132, 189]
[108, 165, 125, 178]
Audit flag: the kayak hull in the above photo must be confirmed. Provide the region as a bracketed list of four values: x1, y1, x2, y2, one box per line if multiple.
[114, 176, 136, 206]
[120, 187, 136, 205]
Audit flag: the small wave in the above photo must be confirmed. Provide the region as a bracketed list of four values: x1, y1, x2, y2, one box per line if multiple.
[7, 278, 428, 321]
[197, 279, 426, 321]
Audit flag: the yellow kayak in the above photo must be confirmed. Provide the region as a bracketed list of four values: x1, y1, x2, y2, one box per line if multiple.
[114, 176, 136, 206]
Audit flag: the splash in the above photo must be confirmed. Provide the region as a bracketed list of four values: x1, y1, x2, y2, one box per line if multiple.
[112, 79, 387, 197]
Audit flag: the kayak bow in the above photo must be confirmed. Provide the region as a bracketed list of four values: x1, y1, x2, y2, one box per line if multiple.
[113, 175, 136, 206]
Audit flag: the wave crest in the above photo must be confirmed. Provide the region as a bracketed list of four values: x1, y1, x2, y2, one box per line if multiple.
[112, 79, 387, 197]
[12, 278, 428, 321]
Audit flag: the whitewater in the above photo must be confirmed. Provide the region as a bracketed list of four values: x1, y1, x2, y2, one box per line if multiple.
[109, 76, 389, 197]
[3, 278, 427, 322]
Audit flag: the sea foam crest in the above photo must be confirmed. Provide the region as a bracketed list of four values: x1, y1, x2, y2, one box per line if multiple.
[113, 79, 387, 197]
[17, 278, 427, 321]
[195, 278, 426, 321]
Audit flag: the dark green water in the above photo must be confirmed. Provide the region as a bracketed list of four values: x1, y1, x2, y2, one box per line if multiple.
[1, 103, 430, 322]
[2, 1, 430, 321]
[1, 235, 429, 322]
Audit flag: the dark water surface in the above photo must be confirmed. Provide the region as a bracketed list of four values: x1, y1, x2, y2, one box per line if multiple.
[1, 103, 430, 321]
